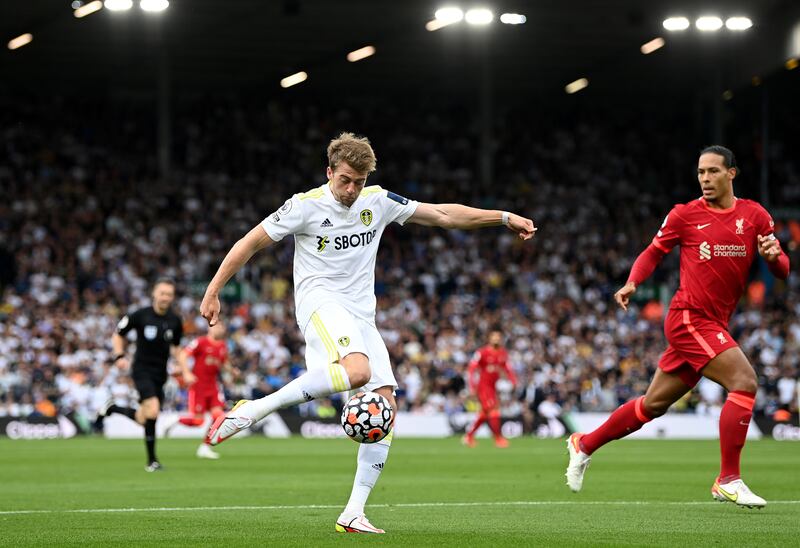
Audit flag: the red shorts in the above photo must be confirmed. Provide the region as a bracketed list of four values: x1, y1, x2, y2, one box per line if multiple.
[658, 309, 739, 388]
[188, 385, 224, 414]
[476, 384, 498, 410]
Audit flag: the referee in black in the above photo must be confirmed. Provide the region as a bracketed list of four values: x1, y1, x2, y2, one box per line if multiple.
[102, 278, 184, 471]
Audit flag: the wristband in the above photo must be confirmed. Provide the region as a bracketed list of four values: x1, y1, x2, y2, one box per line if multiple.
[501, 211, 510, 226]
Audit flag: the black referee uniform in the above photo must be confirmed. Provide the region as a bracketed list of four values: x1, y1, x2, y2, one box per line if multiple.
[106, 305, 183, 470]
[116, 306, 183, 402]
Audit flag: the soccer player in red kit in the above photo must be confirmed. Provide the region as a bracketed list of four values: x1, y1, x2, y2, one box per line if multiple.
[168, 321, 231, 459]
[463, 330, 517, 448]
[565, 146, 790, 508]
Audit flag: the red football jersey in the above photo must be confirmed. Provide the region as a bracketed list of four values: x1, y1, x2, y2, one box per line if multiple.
[651, 197, 775, 324]
[468, 345, 514, 388]
[185, 336, 227, 388]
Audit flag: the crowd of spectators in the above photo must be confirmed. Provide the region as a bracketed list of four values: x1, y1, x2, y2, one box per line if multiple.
[1, 94, 798, 432]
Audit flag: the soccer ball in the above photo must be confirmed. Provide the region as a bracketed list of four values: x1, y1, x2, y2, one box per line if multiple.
[341, 391, 393, 443]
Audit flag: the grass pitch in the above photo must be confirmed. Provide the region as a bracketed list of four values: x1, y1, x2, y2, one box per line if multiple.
[1, 436, 798, 546]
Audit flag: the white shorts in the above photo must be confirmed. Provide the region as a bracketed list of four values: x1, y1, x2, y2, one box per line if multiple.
[303, 302, 397, 392]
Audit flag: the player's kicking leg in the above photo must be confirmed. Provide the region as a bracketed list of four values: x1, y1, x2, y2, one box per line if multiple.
[702, 348, 765, 508]
[207, 354, 367, 445]
[207, 307, 369, 445]
[335, 385, 394, 535]
[565, 369, 689, 492]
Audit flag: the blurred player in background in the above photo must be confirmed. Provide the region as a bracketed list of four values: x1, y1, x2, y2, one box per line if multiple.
[165, 321, 233, 459]
[98, 278, 183, 472]
[566, 146, 790, 508]
[199, 132, 536, 533]
[463, 329, 517, 448]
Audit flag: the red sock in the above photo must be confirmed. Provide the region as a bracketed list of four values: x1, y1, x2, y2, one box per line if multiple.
[179, 416, 204, 427]
[718, 391, 755, 483]
[488, 411, 502, 439]
[581, 396, 652, 455]
[467, 412, 486, 437]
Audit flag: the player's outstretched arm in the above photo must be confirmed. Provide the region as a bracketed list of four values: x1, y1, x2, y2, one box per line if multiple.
[201, 225, 275, 326]
[407, 203, 536, 240]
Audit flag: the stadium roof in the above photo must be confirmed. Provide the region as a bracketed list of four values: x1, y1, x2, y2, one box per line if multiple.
[1, 0, 798, 102]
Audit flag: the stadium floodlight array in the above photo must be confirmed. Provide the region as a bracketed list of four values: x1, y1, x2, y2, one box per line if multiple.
[663, 15, 752, 32]
[7, 33, 32, 51]
[427, 6, 525, 31]
[99, 0, 168, 13]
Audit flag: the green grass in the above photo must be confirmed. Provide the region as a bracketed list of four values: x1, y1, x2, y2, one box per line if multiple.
[1, 436, 798, 546]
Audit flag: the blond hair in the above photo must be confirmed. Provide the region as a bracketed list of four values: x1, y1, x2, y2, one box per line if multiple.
[327, 132, 377, 173]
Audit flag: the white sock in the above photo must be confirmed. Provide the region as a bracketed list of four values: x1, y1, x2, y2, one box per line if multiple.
[249, 363, 351, 420]
[343, 431, 393, 517]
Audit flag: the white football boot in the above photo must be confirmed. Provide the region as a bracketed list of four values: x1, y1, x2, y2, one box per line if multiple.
[205, 400, 255, 446]
[711, 479, 766, 509]
[335, 513, 385, 534]
[565, 432, 591, 492]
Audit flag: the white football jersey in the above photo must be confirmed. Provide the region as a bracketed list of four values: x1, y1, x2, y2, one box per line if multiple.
[261, 183, 419, 330]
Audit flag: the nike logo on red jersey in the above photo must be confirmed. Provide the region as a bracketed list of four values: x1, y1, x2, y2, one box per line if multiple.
[696, 223, 712, 230]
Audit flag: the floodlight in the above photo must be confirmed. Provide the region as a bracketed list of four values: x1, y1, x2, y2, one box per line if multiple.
[640, 37, 665, 55]
[725, 17, 752, 31]
[74, 0, 103, 17]
[565, 78, 589, 94]
[500, 13, 526, 25]
[663, 17, 690, 31]
[696, 16, 723, 32]
[347, 46, 376, 62]
[434, 7, 464, 24]
[281, 71, 308, 88]
[7, 33, 33, 50]
[104, 0, 133, 11]
[465, 8, 493, 25]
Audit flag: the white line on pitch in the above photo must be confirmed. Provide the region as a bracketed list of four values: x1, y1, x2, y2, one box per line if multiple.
[2, 500, 799, 516]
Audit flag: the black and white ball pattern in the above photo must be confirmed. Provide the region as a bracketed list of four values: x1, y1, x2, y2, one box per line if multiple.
[340, 391, 393, 443]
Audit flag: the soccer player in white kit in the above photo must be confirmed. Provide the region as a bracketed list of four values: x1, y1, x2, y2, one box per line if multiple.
[199, 132, 536, 533]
